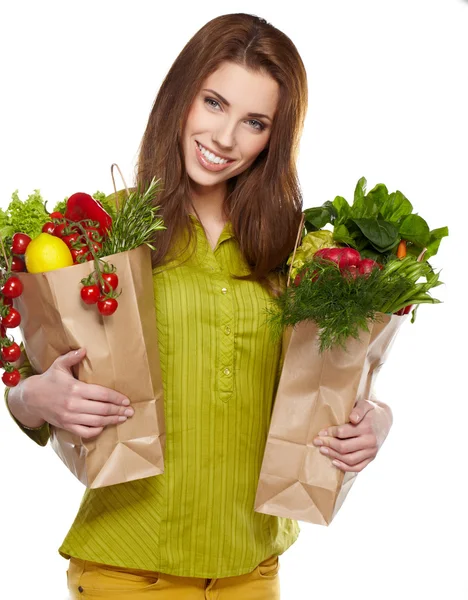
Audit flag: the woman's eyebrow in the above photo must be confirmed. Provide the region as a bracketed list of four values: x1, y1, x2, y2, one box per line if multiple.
[202, 88, 272, 122]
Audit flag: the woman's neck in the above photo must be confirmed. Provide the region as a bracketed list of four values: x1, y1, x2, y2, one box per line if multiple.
[189, 182, 229, 224]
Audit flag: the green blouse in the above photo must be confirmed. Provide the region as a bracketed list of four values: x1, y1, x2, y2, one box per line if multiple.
[4, 214, 300, 578]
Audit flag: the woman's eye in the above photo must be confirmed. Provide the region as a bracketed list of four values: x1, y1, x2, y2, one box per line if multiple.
[204, 98, 266, 132]
[205, 97, 221, 110]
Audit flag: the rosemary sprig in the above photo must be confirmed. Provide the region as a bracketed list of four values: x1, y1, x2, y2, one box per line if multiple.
[101, 177, 166, 256]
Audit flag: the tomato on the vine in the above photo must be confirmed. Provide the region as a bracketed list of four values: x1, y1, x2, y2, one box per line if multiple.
[10, 256, 26, 272]
[1, 296, 13, 307]
[84, 227, 101, 242]
[53, 223, 68, 238]
[2, 369, 20, 387]
[63, 233, 81, 248]
[71, 246, 88, 263]
[2, 307, 21, 328]
[42, 222, 56, 235]
[49, 211, 63, 219]
[81, 285, 101, 305]
[1, 342, 21, 363]
[101, 272, 119, 293]
[11, 233, 31, 254]
[97, 297, 118, 316]
[1, 276, 23, 298]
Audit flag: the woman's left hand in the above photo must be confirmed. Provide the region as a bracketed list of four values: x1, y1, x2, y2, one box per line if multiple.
[312, 398, 393, 473]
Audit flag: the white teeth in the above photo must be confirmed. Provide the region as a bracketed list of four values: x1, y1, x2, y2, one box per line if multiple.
[197, 142, 230, 164]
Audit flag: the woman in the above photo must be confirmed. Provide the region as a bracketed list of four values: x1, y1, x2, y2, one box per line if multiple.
[5, 13, 393, 599]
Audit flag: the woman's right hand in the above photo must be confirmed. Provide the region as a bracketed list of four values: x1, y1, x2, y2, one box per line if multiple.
[22, 347, 134, 439]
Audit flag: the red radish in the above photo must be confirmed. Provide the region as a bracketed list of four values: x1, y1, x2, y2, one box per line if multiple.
[343, 265, 359, 280]
[358, 259, 380, 276]
[319, 247, 344, 264]
[294, 273, 303, 286]
[338, 248, 361, 270]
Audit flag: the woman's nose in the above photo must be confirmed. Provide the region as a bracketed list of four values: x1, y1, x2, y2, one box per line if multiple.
[212, 122, 236, 150]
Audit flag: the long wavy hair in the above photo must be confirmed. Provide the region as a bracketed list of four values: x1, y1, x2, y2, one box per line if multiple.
[134, 13, 308, 295]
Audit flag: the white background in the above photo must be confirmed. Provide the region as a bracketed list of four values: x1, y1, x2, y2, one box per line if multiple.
[0, 1, 466, 598]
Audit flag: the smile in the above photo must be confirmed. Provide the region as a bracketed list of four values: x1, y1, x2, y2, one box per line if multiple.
[195, 141, 235, 172]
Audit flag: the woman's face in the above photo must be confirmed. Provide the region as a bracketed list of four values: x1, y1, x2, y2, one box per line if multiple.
[182, 61, 279, 193]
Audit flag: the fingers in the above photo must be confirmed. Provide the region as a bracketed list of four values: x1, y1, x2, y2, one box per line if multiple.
[73, 381, 130, 407]
[315, 433, 377, 454]
[70, 424, 105, 440]
[71, 411, 132, 429]
[317, 445, 376, 467]
[331, 457, 374, 473]
[320, 417, 373, 439]
[70, 398, 133, 418]
[349, 398, 376, 424]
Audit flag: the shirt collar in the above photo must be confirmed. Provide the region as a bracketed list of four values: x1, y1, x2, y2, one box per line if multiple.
[188, 214, 235, 245]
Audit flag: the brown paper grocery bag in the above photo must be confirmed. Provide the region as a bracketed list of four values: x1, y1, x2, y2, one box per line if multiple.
[13, 244, 165, 488]
[254, 311, 407, 525]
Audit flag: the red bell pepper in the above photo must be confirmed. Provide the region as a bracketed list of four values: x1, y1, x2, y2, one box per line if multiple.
[65, 193, 112, 237]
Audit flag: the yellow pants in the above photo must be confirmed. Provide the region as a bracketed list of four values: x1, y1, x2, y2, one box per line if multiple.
[67, 554, 280, 599]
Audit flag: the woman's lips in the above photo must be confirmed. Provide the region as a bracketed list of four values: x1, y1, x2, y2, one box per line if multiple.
[194, 141, 235, 172]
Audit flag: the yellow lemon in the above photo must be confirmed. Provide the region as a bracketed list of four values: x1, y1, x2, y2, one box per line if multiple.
[25, 233, 74, 273]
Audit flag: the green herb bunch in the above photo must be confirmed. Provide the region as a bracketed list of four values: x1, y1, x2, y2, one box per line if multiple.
[101, 177, 166, 256]
[266, 255, 442, 353]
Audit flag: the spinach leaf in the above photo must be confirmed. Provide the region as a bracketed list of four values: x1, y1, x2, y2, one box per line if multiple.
[304, 201, 337, 231]
[424, 226, 449, 259]
[353, 218, 400, 252]
[399, 214, 430, 247]
[366, 183, 389, 211]
[380, 190, 413, 223]
[360, 248, 384, 261]
[333, 223, 356, 246]
[332, 196, 351, 226]
[354, 177, 367, 204]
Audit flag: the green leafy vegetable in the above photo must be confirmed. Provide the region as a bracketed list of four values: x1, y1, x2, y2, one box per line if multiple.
[2, 190, 50, 239]
[399, 214, 430, 247]
[353, 218, 400, 252]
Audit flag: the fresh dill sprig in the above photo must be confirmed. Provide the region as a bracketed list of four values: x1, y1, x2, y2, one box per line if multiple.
[101, 177, 166, 256]
[265, 259, 413, 353]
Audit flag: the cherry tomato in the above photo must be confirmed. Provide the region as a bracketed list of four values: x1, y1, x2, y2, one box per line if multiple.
[101, 272, 119, 292]
[63, 233, 81, 249]
[1, 276, 23, 298]
[1, 296, 13, 307]
[1, 342, 21, 363]
[2, 369, 20, 387]
[11, 256, 26, 272]
[97, 297, 118, 316]
[81, 285, 100, 305]
[49, 211, 63, 219]
[42, 222, 56, 235]
[11, 232, 31, 254]
[53, 223, 68, 238]
[2, 307, 21, 328]
[71, 246, 88, 263]
[85, 227, 101, 242]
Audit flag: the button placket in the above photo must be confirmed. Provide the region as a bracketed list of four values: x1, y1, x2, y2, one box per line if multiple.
[216, 280, 234, 403]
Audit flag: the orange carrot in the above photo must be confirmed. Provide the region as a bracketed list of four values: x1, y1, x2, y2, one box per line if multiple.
[397, 239, 407, 259]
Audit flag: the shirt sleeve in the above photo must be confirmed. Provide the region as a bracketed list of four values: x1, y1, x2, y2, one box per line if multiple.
[4, 342, 51, 447]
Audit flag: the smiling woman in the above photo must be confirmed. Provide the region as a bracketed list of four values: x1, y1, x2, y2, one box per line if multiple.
[5, 12, 310, 600]
[135, 13, 308, 294]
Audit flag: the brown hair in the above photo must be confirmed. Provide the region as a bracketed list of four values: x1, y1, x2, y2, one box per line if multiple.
[134, 13, 308, 295]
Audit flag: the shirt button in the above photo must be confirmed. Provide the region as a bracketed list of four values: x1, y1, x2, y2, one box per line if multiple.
[223, 367, 231, 375]
[224, 326, 231, 335]
[221, 287, 228, 294]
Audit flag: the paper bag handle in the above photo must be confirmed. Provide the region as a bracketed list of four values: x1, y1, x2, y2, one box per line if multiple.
[110, 163, 131, 212]
[286, 212, 305, 288]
